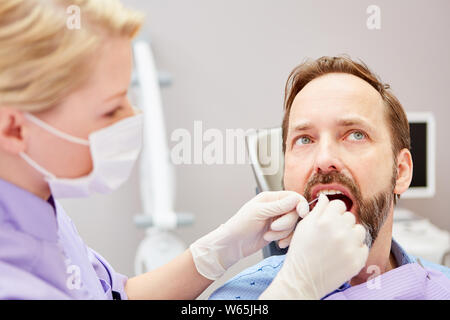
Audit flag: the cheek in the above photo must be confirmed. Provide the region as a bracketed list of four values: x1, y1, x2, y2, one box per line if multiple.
[345, 148, 394, 197]
[283, 153, 310, 194]
[49, 143, 93, 178]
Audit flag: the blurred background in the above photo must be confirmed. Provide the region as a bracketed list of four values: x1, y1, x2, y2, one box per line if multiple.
[60, 0, 450, 299]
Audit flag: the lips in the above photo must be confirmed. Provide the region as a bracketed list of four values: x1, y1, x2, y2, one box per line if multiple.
[310, 183, 357, 213]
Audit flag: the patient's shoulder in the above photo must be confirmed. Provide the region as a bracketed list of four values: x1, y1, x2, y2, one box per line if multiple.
[209, 255, 285, 300]
[414, 257, 450, 279]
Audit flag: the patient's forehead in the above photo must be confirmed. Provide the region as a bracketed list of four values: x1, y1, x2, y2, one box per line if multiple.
[289, 73, 387, 130]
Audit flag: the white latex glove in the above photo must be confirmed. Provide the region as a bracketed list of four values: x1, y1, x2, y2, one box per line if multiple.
[259, 194, 369, 300]
[190, 191, 308, 280]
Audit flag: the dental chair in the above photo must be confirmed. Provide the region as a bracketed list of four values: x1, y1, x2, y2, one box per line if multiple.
[245, 127, 287, 258]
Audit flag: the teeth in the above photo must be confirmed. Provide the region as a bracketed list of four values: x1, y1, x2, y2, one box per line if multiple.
[317, 189, 343, 196]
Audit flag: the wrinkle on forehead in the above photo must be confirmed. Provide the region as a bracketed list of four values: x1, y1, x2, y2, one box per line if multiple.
[289, 73, 387, 132]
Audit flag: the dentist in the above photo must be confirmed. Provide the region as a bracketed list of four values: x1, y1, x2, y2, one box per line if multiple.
[0, 0, 367, 300]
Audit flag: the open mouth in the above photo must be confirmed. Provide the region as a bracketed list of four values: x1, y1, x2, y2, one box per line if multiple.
[310, 187, 355, 212]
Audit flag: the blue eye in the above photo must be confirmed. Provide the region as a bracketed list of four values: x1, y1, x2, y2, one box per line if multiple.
[348, 131, 366, 141]
[296, 136, 312, 145]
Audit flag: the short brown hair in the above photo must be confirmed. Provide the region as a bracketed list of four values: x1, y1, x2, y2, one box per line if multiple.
[281, 55, 411, 203]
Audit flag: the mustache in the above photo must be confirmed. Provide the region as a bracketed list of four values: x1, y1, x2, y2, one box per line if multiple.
[304, 171, 362, 202]
[303, 170, 396, 248]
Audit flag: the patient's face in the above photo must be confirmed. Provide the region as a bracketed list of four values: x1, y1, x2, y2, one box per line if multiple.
[283, 73, 396, 246]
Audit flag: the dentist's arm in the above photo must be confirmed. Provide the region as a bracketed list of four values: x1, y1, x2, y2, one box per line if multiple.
[125, 248, 213, 300]
[125, 191, 307, 299]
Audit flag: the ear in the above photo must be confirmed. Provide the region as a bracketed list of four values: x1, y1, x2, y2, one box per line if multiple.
[393, 148, 413, 195]
[0, 107, 27, 155]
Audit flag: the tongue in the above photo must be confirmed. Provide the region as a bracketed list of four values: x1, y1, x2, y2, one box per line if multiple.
[326, 194, 353, 211]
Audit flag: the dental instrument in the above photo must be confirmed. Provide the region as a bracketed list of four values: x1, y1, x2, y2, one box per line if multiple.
[308, 197, 319, 206]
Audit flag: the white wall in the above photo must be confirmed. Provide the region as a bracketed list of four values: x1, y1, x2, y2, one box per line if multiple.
[62, 0, 450, 299]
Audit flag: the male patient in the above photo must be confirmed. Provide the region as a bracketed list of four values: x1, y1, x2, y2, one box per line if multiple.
[210, 56, 450, 300]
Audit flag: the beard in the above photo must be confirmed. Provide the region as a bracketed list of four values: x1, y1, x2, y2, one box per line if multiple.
[303, 165, 397, 248]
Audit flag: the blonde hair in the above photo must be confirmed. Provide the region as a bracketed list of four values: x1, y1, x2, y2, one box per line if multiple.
[0, 0, 144, 112]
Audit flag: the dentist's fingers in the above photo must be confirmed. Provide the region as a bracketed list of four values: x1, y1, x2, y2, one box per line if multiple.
[263, 229, 292, 242]
[270, 210, 298, 231]
[352, 223, 367, 245]
[341, 211, 356, 226]
[255, 190, 301, 203]
[257, 192, 303, 217]
[305, 193, 329, 217]
[321, 198, 346, 217]
[277, 233, 294, 249]
[296, 196, 310, 219]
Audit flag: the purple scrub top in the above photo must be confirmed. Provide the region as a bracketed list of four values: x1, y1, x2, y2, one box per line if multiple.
[0, 178, 128, 300]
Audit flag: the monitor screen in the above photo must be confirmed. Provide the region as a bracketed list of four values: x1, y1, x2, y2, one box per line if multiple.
[409, 122, 427, 188]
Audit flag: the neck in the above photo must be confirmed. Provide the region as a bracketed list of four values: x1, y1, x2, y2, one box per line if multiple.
[0, 153, 51, 200]
[350, 209, 396, 286]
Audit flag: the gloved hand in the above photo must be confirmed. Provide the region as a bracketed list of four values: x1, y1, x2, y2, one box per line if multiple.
[190, 191, 309, 280]
[259, 194, 369, 300]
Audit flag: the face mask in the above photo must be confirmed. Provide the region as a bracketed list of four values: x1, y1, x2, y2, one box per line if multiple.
[19, 112, 144, 199]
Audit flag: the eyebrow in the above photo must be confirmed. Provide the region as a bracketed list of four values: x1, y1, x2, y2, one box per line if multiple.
[336, 116, 375, 132]
[103, 89, 128, 102]
[290, 116, 376, 133]
[290, 120, 312, 132]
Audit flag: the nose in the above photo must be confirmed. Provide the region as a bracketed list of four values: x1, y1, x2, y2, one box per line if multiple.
[313, 136, 344, 175]
[124, 99, 141, 118]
